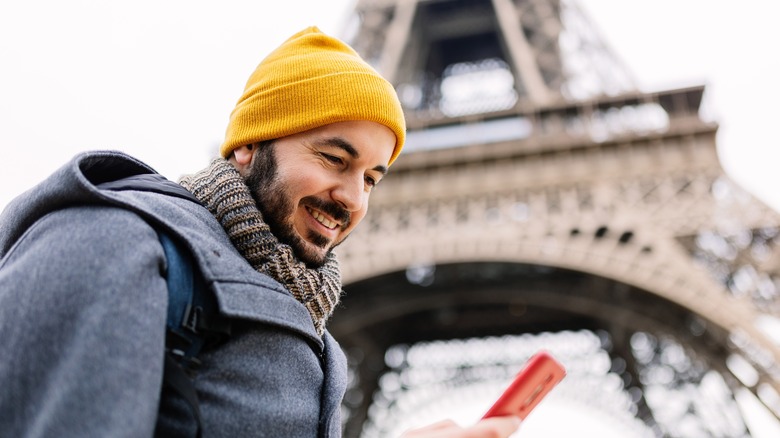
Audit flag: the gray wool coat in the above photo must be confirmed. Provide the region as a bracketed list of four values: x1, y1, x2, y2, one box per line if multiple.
[0, 151, 348, 437]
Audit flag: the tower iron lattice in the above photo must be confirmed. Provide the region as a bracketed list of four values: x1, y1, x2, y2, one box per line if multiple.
[330, 0, 780, 436]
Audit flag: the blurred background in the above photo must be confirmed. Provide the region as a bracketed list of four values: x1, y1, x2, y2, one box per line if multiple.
[2, 1, 780, 437]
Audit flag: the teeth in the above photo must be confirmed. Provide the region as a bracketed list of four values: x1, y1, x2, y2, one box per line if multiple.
[308, 207, 338, 229]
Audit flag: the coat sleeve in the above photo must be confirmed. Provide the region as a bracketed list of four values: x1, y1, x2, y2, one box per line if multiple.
[0, 206, 169, 437]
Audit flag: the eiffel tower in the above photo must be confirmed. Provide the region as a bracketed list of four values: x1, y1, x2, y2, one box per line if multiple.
[329, 0, 780, 436]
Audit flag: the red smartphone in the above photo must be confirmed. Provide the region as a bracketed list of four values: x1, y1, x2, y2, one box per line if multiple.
[482, 351, 566, 420]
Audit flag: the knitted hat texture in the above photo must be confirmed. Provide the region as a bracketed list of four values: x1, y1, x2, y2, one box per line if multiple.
[221, 26, 406, 165]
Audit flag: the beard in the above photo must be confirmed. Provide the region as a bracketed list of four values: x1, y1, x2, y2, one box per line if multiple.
[244, 142, 351, 268]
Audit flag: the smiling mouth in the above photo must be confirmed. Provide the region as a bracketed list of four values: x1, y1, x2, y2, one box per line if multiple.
[306, 206, 340, 230]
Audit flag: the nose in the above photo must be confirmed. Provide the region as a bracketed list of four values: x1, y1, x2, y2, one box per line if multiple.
[331, 173, 364, 212]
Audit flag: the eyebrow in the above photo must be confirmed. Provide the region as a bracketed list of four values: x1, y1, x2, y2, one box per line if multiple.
[316, 136, 388, 176]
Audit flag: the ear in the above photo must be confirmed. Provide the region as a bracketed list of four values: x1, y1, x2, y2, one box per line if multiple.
[230, 144, 255, 175]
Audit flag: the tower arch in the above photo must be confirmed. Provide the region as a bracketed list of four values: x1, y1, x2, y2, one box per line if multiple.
[332, 0, 780, 435]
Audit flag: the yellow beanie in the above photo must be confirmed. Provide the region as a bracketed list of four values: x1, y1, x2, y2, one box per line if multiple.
[221, 26, 406, 165]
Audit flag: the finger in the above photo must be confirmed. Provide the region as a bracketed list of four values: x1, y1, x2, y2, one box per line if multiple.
[467, 416, 521, 437]
[400, 419, 460, 436]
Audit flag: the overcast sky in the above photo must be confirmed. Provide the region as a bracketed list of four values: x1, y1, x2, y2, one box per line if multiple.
[2, 1, 780, 435]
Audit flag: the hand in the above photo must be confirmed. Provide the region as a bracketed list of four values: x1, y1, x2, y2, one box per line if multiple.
[400, 416, 521, 438]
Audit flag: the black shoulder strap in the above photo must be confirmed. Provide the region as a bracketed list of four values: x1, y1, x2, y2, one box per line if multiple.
[155, 228, 231, 438]
[156, 232, 205, 438]
[97, 175, 230, 437]
[98, 174, 201, 205]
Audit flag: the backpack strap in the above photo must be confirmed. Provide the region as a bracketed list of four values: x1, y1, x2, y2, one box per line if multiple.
[97, 176, 231, 437]
[159, 231, 231, 368]
[155, 230, 231, 438]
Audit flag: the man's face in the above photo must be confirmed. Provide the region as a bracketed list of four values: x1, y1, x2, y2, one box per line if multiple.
[245, 120, 396, 268]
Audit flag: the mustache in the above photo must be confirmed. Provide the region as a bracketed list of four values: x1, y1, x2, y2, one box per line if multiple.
[302, 196, 351, 229]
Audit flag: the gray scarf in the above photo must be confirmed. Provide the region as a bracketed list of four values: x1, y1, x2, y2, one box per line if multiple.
[179, 158, 342, 335]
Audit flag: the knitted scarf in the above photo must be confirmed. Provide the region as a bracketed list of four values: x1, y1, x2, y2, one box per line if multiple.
[179, 158, 342, 336]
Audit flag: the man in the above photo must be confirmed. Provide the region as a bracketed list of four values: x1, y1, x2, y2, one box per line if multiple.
[0, 27, 519, 437]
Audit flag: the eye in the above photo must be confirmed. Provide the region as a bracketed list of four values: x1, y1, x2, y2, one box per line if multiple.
[320, 153, 344, 165]
[365, 175, 380, 190]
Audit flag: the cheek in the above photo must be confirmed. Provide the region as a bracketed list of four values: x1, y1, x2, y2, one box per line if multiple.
[276, 167, 316, 200]
[292, 163, 334, 191]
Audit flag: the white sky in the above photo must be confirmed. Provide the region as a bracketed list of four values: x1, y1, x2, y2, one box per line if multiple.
[2, 1, 780, 435]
